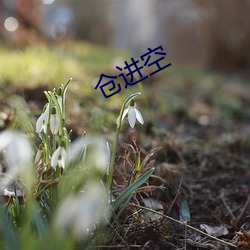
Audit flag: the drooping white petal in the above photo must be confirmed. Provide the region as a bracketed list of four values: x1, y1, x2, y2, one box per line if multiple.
[59, 148, 67, 169]
[41, 121, 48, 133]
[117, 107, 129, 125]
[50, 114, 59, 135]
[36, 104, 50, 134]
[57, 158, 65, 169]
[128, 107, 136, 128]
[121, 107, 129, 121]
[44, 104, 50, 119]
[36, 113, 45, 133]
[51, 147, 67, 169]
[51, 147, 61, 168]
[135, 109, 144, 125]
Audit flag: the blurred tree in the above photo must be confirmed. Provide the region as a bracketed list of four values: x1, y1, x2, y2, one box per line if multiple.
[64, 0, 113, 45]
[0, 0, 42, 46]
[205, 0, 250, 71]
[16, 0, 41, 31]
[162, 0, 250, 71]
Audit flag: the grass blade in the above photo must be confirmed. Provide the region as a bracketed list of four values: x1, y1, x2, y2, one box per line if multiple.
[112, 167, 154, 211]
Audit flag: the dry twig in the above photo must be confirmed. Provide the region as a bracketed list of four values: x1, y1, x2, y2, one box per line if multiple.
[130, 203, 237, 249]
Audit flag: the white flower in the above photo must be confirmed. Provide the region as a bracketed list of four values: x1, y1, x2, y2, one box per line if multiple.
[54, 182, 109, 240]
[36, 104, 50, 133]
[35, 148, 42, 164]
[120, 100, 144, 128]
[51, 145, 67, 169]
[67, 136, 110, 173]
[50, 106, 60, 135]
[0, 130, 33, 190]
[89, 137, 110, 173]
[35, 144, 43, 165]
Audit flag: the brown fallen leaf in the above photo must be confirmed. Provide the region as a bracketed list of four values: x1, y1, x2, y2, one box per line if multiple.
[237, 231, 250, 248]
[200, 224, 228, 237]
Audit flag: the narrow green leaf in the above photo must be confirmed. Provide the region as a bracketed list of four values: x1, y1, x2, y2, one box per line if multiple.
[32, 209, 45, 237]
[112, 167, 154, 211]
[112, 193, 133, 225]
[135, 152, 141, 172]
[179, 199, 191, 222]
[0, 208, 21, 250]
[62, 78, 72, 98]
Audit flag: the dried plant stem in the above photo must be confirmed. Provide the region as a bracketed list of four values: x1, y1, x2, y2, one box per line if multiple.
[130, 203, 237, 249]
[234, 193, 250, 227]
[166, 178, 183, 215]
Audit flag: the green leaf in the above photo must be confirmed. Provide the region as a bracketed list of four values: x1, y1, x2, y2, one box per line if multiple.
[0, 208, 21, 250]
[112, 167, 154, 211]
[179, 199, 191, 222]
[112, 193, 133, 225]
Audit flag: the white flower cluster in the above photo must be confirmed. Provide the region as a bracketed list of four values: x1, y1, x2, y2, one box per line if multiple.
[36, 94, 62, 135]
[35, 88, 67, 170]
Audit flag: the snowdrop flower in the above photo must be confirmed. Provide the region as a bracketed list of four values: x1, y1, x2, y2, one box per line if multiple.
[88, 137, 110, 173]
[67, 135, 110, 173]
[54, 182, 109, 240]
[0, 130, 33, 190]
[50, 106, 60, 135]
[121, 99, 144, 128]
[51, 143, 67, 169]
[36, 103, 50, 133]
[35, 144, 43, 164]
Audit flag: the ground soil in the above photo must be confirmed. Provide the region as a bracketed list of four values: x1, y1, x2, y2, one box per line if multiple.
[1, 73, 250, 250]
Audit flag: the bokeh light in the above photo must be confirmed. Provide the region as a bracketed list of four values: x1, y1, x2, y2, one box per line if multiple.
[4, 17, 19, 32]
[41, 0, 55, 5]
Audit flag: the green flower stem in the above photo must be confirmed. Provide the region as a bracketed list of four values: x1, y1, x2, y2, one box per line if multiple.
[106, 92, 141, 197]
[52, 134, 56, 152]
[61, 78, 72, 127]
[44, 96, 53, 164]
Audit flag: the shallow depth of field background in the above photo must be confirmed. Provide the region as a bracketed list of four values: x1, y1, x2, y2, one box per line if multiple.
[0, 1, 250, 249]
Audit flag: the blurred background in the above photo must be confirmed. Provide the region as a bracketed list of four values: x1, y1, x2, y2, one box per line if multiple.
[0, 0, 250, 71]
[1, 0, 250, 72]
[1, 0, 250, 136]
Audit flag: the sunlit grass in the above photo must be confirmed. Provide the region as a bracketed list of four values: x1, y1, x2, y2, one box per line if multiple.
[0, 42, 127, 88]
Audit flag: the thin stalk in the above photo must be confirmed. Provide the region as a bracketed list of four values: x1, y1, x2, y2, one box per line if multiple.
[52, 134, 56, 152]
[45, 96, 53, 164]
[61, 78, 72, 127]
[106, 92, 141, 196]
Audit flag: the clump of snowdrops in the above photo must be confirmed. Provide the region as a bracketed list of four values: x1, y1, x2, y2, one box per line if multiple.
[0, 79, 154, 249]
